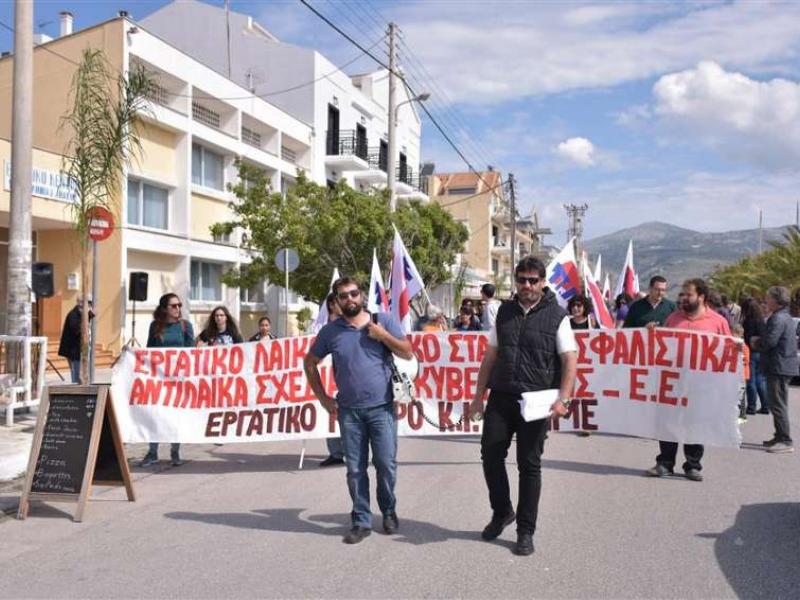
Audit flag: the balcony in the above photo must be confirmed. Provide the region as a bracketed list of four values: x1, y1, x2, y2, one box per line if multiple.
[353, 147, 387, 185]
[325, 130, 369, 171]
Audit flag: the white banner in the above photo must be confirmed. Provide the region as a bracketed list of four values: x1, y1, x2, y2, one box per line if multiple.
[110, 330, 743, 447]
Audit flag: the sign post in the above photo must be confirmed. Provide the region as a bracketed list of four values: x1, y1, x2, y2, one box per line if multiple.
[86, 207, 115, 382]
[274, 248, 299, 337]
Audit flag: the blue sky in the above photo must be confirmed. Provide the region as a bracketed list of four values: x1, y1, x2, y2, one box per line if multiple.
[3, 0, 800, 240]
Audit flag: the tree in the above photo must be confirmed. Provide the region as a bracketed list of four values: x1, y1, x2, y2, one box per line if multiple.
[215, 162, 469, 304]
[61, 48, 153, 383]
[709, 226, 800, 299]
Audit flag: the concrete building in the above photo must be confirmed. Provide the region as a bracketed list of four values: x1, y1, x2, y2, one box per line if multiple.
[0, 12, 314, 356]
[141, 0, 428, 200]
[428, 170, 550, 312]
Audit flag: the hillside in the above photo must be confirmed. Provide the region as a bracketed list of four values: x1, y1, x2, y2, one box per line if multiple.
[583, 222, 791, 293]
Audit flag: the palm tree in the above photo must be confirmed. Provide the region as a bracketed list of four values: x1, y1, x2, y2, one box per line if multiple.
[710, 226, 800, 299]
[61, 48, 153, 383]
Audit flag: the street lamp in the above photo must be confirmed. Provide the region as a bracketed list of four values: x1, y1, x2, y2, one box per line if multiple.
[389, 92, 430, 212]
[394, 92, 430, 125]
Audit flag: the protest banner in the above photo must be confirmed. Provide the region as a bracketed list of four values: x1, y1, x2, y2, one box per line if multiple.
[110, 329, 742, 448]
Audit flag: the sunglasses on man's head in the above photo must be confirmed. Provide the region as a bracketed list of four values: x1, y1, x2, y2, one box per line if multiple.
[515, 276, 541, 286]
[337, 290, 361, 300]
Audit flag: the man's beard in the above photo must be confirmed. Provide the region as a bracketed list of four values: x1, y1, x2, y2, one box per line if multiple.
[682, 299, 701, 314]
[341, 302, 362, 317]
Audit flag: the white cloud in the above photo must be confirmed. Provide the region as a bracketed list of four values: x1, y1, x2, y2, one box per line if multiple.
[555, 137, 596, 167]
[393, 1, 800, 104]
[653, 61, 800, 171]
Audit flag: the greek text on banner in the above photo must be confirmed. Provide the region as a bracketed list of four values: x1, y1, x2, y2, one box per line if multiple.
[110, 329, 742, 448]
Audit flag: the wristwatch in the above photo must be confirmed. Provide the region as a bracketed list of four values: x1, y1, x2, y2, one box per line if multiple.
[559, 398, 572, 410]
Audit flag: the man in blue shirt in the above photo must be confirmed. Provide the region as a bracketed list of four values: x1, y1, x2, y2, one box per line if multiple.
[304, 276, 413, 544]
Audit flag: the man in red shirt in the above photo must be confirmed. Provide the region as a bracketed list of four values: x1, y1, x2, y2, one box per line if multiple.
[646, 278, 731, 482]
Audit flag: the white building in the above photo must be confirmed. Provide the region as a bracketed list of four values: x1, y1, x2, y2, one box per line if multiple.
[141, 0, 428, 200]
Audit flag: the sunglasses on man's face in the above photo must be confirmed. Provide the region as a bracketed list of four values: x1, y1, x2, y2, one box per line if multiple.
[168, 303, 182, 309]
[515, 276, 541, 286]
[337, 290, 361, 300]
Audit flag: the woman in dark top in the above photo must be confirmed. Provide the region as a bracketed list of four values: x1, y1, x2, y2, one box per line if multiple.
[614, 293, 633, 328]
[454, 306, 481, 331]
[141, 293, 195, 468]
[197, 306, 243, 346]
[741, 297, 769, 414]
[568, 294, 595, 330]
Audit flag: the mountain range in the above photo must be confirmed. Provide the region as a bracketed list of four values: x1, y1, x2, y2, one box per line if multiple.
[582, 221, 792, 294]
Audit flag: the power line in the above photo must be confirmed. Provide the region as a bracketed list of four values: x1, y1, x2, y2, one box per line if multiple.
[297, 0, 498, 194]
[355, 0, 498, 170]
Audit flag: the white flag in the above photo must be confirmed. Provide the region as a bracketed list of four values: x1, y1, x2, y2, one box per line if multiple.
[367, 249, 389, 314]
[312, 267, 340, 333]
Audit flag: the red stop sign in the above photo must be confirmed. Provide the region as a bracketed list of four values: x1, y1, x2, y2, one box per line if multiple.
[86, 206, 115, 242]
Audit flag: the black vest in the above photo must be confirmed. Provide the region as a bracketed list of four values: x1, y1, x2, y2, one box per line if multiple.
[488, 288, 567, 395]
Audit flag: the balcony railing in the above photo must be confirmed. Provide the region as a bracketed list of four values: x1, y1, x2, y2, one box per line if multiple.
[192, 101, 221, 129]
[368, 147, 387, 172]
[281, 146, 297, 164]
[241, 126, 262, 149]
[327, 130, 368, 160]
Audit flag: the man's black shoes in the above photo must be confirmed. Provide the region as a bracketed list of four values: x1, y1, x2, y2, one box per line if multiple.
[513, 533, 535, 556]
[383, 513, 399, 534]
[481, 510, 516, 541]
[343, 526, 371, 544]
[319, 455, 345, 467]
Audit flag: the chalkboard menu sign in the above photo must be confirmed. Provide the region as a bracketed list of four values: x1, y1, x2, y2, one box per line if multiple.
[18, 385, 135, 522]
[31, 393, 98, 494]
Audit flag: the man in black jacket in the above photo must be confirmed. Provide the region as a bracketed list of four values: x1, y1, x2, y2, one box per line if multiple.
[57, 297, 93, 383]
[754, 286, 799, 454]
[469, 256, 577, 556]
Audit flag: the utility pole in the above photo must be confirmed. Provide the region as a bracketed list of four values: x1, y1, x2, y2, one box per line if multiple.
[758, 209, 763, 254]
[387, 22, 397, 212]
[564, 203, 589, 273]
[508, 173, 517, 271]
[5, 0, 33, 338]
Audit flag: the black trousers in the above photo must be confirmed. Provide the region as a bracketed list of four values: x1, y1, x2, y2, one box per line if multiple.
[480, 390, 548, 535]
[656, 441, 704, 472]
[766, 375, 793, 444]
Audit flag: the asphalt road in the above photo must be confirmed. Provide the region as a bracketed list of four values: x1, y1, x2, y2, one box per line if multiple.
[1, 393, 798, 599]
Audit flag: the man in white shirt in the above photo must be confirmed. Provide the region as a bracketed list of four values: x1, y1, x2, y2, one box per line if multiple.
[481, 283, 501, 331]
[469, 256, 577, 557]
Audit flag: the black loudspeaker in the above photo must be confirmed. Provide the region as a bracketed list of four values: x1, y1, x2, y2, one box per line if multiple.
[129, 271, 149, 302]
[32, 262, 54, 298]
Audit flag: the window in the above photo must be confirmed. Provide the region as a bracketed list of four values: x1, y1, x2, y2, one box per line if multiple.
[281, 146, 297, 164]
[449, 187, 477, 195]
[492, 259, 499, 274]
[192, 144, 224, 190]
[240, 282, 266, 304]
[127, 179, 168, 230]
[190, 259, 223, 302]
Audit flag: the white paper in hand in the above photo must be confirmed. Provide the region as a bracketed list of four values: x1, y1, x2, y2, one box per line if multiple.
[518, 389, 559, 422]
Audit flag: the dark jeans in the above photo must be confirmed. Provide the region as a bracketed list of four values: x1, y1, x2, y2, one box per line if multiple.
[68, 359, 81, 384]
[656, 441, 704, 472]
[147, 442, 181, 457]
[480, 390, 548, 535]
[766, 375, 793, 444]
[746, 352, 768, 411]
[326, 436, 344, 459]
[338, 402, 397, 528]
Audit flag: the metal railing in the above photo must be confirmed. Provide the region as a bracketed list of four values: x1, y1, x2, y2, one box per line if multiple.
[0, 336, 47, 426]
[326, 130, 368, 160]
[241, 126, 262, 149]
[192, 101, 221, 129]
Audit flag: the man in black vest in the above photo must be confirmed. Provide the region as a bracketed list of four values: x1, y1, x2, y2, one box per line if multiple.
[469, 256, 577, 556]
